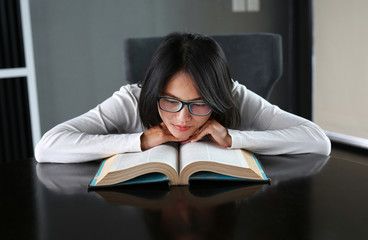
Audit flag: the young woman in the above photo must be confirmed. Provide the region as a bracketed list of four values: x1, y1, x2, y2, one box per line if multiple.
[35, 32, 331, 163]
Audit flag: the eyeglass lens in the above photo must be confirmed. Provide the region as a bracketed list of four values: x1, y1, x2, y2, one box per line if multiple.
[159, 98, 211, 115]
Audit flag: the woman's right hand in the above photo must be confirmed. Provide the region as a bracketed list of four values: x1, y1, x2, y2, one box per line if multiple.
[140, 122, 181, 151]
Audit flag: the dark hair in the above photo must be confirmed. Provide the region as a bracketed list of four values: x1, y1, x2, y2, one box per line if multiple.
[138, 32, 240, 129]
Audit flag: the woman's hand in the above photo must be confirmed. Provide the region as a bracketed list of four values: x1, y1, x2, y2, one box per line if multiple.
[184, 119, 232, 148]
[140, 122, 181, 151]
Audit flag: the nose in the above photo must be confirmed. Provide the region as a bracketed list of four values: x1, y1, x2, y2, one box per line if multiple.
[176, 105, 192, 121]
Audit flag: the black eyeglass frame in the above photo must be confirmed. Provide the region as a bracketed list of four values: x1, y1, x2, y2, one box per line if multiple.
[157, 96, 212, 116]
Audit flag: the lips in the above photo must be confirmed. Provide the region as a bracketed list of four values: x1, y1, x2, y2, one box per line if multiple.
[174, 124, 190, 132]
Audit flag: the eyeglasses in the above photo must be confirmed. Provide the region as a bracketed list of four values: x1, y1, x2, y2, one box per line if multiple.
[157, 96, 212, 116]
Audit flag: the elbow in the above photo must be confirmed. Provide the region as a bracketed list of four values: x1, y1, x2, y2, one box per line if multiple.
[323, 133, 332, 155]
[34, 141, 48, 163]
[34, 133, 58, 163]
[311, 127, 331, 156]
[34, 128, 69, 163]
[303, 123, 331, 156]
[317, 134, 331, 156]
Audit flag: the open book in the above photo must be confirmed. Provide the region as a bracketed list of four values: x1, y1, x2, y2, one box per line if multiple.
[89, 141, 269, 188]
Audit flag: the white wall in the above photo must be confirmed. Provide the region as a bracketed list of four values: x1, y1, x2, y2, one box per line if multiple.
[313, 0, 368, 146]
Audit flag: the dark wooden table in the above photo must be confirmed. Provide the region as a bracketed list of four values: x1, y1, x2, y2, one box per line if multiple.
[1, 153, 368, 240]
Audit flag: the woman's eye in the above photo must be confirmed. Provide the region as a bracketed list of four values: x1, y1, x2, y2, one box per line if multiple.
[166, 99, 179, 104]
[192, 103, 206, 107]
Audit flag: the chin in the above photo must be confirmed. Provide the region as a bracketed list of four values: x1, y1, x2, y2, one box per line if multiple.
[169, 129, 192, 141]
[173, 132, 191, 141]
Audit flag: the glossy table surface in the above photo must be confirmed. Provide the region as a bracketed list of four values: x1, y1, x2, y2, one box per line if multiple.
[1, 153, 368, 240]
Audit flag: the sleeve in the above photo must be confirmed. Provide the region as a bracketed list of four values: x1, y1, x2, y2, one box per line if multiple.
[35, 84, 145, 163]
[228, 81, 331, 156]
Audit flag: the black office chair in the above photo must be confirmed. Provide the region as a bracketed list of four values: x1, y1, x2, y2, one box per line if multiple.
[123, 33, 282, 100]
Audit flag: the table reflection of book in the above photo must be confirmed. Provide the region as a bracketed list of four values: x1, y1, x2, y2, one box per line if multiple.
[93, 183, 262, 209]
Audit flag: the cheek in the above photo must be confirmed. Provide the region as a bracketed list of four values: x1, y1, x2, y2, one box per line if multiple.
[158, 108, 171, 123]
[193, 115, 211, 128]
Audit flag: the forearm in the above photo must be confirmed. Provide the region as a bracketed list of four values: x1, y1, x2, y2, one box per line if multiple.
[229, 122, 331, 156]
[35, 85, 146, 163]
[35, 127, 142, 163]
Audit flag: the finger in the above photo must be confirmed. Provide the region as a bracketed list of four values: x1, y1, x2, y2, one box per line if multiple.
[180, 139, 192, 145]
[191, 127, 201, 136]
[159, 122, 177, 138]
[160, 122, 171, 133]
[189, 120, 214, 142]
[192, 120, 231, 147]
[189, 128, 209, 143]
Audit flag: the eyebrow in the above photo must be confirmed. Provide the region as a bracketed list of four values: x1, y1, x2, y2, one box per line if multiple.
[161, 93, 203, 101]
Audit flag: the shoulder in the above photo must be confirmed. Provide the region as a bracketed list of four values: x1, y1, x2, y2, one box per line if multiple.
[117, 83, 142, 99]
[231, 79, 269, 105]
[231, 80, 253, 103]
[230, 79, 277, 129]
[98, 83, 142, 118]
[231, 80, 245, 91]
[104, 83, 141, 107]
[231, 80, 253, 97]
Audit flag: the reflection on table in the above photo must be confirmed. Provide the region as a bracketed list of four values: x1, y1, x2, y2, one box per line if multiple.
[33, 153, 333, 240]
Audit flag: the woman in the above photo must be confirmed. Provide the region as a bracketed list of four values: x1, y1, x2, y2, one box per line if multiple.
[35, 32, 330, 163]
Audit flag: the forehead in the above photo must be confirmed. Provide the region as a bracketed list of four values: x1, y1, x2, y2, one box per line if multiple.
[161, 71, 201, 101]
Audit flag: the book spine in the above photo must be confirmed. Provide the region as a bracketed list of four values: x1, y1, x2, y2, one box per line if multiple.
[252, 154, 269, 181]
[89, 160, 106, 187]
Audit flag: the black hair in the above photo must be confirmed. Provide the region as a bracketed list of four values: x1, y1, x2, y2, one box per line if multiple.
[138, 32, 240, 129]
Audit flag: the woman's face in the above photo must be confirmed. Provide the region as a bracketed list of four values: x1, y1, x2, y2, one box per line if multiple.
[158, 71, 211, 141]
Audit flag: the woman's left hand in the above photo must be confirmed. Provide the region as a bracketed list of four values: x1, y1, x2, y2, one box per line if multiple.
[183, 119, 232, 148]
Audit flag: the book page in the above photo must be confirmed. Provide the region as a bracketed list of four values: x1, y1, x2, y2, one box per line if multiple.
[179, 141, 249, 173]
[109, 143, 179, 173]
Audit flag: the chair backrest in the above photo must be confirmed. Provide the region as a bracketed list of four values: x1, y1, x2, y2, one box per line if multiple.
[123, 33, 282, 100]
